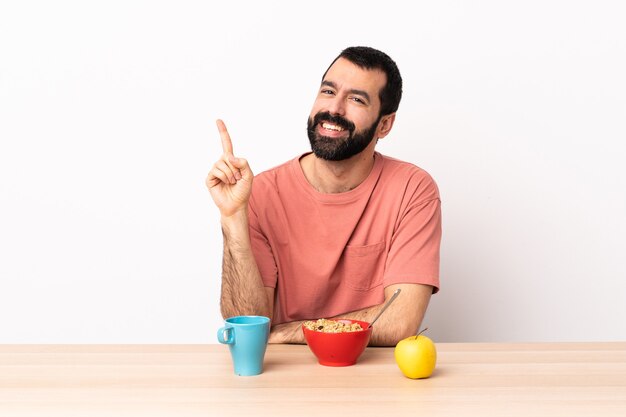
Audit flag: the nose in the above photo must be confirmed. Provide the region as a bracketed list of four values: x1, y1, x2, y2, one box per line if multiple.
[326, 95, 346, 116]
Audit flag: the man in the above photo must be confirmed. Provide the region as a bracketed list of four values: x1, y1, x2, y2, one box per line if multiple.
[206, 46, 441, 346]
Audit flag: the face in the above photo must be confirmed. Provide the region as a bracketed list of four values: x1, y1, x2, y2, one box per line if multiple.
[307, 58, 388, 161]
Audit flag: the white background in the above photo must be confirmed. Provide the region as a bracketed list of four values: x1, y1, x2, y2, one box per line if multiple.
[1, 1, 625, 343]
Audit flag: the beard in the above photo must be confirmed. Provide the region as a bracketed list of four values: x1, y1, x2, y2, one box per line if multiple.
[307, 111, 380, 161]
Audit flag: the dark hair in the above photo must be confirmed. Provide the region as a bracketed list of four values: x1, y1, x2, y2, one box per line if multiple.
[322, 46, 403, 117]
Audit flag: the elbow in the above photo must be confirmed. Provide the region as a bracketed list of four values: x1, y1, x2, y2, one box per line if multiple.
[370, 324, 414, 347]
[393, 322, 419, 344]
[260, 306, 272, 322]
[219, 303, 271, 321]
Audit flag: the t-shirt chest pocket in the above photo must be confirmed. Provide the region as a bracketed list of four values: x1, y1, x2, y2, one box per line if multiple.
[339, 241, 386, 291]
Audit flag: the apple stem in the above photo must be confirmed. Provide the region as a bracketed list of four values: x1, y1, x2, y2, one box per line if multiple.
[414, 327, 428, 340]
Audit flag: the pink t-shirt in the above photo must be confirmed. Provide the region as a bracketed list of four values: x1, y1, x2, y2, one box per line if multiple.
[248, 152, 441, 325]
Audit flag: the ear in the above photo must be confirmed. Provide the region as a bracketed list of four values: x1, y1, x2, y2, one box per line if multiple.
[376, 113, 396, 140]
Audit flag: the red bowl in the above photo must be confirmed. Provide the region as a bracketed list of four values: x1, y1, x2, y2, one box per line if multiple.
[302, 319, 372, 366]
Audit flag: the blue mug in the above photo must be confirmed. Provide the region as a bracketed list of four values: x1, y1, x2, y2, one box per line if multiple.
[217, 316, 270, 376]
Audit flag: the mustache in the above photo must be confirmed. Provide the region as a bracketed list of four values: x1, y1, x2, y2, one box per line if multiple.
[311, 111, 355, 134]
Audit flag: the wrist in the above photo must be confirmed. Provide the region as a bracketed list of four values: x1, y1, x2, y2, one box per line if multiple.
[220, 209, 249, 236]
[221, 206, 248, 222]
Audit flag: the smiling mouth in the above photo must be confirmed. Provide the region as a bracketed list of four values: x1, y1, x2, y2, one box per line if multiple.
[321, 122, 346, 132]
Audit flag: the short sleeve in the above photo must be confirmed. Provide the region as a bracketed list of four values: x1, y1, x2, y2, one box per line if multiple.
[383, 186, 442, 293]
[248, 196, 278, 288]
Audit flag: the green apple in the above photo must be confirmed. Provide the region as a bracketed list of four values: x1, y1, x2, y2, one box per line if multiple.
[394, 328, 437, 379]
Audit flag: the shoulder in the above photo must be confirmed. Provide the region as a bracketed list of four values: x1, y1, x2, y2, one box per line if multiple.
[378, 153, 440, 202]
[252, 158, 293, 190]
[250, 154, 302, 204]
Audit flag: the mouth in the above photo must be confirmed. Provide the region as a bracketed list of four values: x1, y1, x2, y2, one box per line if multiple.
[321, 122, 346, 133]
[309, 111, 355, 139]
[317, 121, 349, 138]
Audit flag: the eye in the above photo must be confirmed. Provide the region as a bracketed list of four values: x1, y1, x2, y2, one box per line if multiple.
[350, 96, 365, 104]
[321, 89, 335, 95]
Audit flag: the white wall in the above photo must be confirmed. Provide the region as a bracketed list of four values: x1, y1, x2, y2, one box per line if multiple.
[1, 0, 624, 343]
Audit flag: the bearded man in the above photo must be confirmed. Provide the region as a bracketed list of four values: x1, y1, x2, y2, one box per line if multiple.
[206, 46, 441, 346]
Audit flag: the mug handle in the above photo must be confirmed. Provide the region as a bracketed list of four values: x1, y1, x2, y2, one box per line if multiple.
[217, 326, 235, 344]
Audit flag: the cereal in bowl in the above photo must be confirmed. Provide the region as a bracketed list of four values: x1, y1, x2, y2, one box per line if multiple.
[303, 318, 364, 333]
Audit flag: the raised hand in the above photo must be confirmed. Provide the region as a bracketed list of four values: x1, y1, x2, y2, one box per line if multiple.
[206, 120, 254, 217]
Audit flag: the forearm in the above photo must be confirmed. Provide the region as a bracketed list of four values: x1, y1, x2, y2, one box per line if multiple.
[220, 210, 270, 319]
[266, 285, 431, 346]
[267, 303, 412, 346]
[329, 305, 402, 347]
[268, 321, 306, 344]
[333, 284, 432, 347]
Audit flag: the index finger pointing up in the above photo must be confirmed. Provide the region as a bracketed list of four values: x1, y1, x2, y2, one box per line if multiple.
[216, 119, 234, 155]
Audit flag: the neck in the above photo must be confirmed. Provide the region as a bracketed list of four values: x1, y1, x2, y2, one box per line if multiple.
[300, 149, 376, 194]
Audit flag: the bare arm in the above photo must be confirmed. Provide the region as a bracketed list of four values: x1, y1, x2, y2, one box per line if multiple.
[206, 119, 272, 319]
[269, 283, 432, 346]
[219, 212, 271, 318]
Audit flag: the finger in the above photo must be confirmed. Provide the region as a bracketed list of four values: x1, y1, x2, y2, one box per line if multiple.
[205, 173, 221, 189]
[228, 156, 253, 181]
[216, 120, 241, 178]
[207, 165, 233, 187]
[216, 119, 234, 155]
[223, 156, 242, 181]
[215, 160, 237, 184]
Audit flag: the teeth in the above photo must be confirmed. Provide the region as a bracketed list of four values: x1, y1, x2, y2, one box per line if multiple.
[322, 122, 344, 132]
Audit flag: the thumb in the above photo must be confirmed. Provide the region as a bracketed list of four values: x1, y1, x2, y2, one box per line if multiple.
[228, 156, 253, 180]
